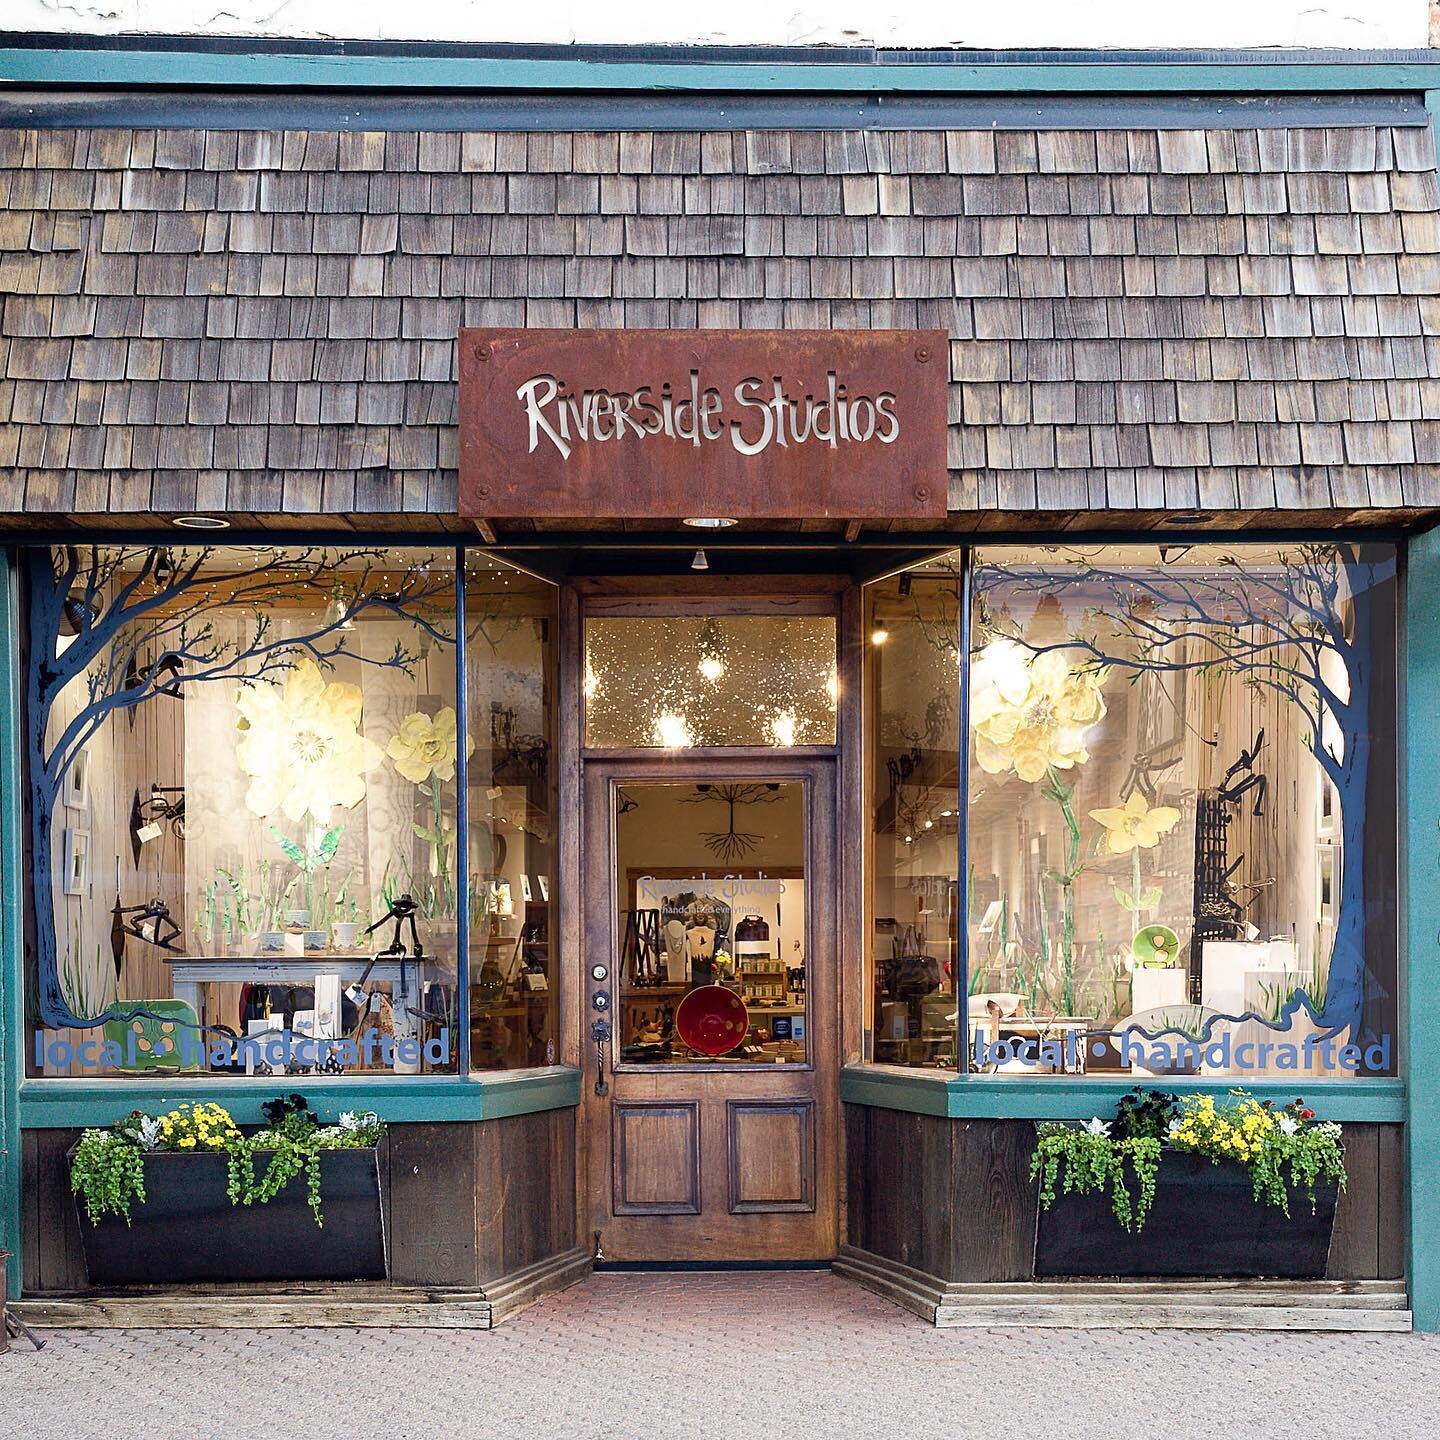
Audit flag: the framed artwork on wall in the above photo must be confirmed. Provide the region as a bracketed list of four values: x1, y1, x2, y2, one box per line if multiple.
[63, 828, 91, 895]
[65, 749, 90, 812]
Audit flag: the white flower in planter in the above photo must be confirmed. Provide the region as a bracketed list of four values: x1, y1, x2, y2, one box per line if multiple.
[1277, 1113, 1299, 1135]
[1083, 1117, 1111, 1137]
[136, 1115, 163, 1150]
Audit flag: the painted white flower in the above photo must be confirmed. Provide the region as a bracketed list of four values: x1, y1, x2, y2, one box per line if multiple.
[234, 655, 383, 824]
[1277, 1113, 1299, 1136]
[387, 707, 465, 785]
[971, 638, 1107, 784]
[1084, 1117, 1111, 1137]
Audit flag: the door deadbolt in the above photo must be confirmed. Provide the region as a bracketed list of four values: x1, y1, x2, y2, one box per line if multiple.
[591, 963, 608, 981]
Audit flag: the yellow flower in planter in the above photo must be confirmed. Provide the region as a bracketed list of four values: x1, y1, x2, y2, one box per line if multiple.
[970, 638, 1107, 784]
[387, 706, 462, 785]
[1089, 791, 1182, 854]
[235, 656, 383, 824]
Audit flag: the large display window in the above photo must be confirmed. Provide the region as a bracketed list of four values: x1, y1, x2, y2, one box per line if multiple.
[24, 543, 558, 1079]
[866, 541, 1399, 1081]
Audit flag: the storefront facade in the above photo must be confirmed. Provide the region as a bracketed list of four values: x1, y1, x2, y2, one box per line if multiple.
[2, 37, 1440, 1330]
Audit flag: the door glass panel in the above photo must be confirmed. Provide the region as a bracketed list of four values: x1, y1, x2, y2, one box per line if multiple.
[614, 781, 808, 1065]
[584, 615, 837, 748]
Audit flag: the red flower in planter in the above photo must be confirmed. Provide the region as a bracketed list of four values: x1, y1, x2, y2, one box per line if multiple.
[1301, 1108, 1315, 1120]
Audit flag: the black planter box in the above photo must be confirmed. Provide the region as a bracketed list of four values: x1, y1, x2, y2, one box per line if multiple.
[74, 1148, 387, 1286]
[1034, 1150, 1338, 1279]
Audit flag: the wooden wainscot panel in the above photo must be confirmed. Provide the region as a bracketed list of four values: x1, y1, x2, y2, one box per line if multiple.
[612, 1101, 701, 1216]
[458, 328, 949, 520]
[727, 1099, 816, 1215]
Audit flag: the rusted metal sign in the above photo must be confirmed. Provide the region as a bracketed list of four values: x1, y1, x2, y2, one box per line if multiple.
[458, 329, 949, 520]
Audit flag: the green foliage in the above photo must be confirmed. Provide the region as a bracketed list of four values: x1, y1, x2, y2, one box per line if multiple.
[1112, 1085, 1178, 1141]
[1030, 1122, 1162, 1232]
[69, 1096, 386, 1231]
[71, 1126, 148, 1225]
[1031, 1089, 1347, 1232]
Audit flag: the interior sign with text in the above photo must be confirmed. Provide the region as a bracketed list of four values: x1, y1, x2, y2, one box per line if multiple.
[459, 329, 949, 520]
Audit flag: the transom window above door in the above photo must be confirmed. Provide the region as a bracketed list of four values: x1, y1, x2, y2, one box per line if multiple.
[583, 614, 838, 749]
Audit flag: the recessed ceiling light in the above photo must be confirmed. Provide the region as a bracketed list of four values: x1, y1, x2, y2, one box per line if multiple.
[683, 517, 737, 529]
[172, 515, 231, 530]
[1162, 513, 1210, 527]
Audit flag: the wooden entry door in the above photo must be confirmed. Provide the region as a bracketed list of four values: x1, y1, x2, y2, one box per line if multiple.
[582, 757, 838, 1261]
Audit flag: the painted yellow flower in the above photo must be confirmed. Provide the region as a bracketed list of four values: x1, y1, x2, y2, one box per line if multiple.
[970, 638, 1107, 784]
[1089, 791, 1183, 854]
[235, 656, 383, 824]
[387, 707, 462, 785]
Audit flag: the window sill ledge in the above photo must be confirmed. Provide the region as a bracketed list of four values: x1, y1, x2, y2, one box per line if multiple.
[18, 1067, 582, 1129]
[841, 1064, 1407, 1123]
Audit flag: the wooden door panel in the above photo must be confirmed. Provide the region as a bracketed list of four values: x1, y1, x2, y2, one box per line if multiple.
[727, 1099, 815, 1214]
[583, 756, 838, 1261]
[612, 1101, 701, 1215]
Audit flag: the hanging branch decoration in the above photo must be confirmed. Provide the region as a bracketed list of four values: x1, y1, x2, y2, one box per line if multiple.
[26, 543, 456, 1031]
[972, 542, 1391, 1046]
[681, 782, 787, 864]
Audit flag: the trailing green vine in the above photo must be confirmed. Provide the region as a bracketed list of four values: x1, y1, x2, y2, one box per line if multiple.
[1031, 1121, 1162, 1232]
[71, 1094, 384, 1230]
[71, 1126, 149, 1225]
[1030, 1087, 1347, 1232]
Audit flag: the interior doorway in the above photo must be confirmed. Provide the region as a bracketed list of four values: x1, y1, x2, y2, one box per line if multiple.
[581, 757, 839, 1262]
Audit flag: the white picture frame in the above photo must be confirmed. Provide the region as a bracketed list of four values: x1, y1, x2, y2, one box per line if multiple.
[62, 828, 91, 895]
[537, 874, 550, 902]
[520, 873, 533, 903]
[64, 750, 90, 812]
[1317, 842, 1340, 925]
[1317, 774, 1339, 839]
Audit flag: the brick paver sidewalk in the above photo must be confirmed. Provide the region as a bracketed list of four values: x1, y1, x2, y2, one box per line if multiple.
[4, 1271, 1438, 1439]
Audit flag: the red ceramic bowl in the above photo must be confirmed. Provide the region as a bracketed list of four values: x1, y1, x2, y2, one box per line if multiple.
[675, 985, 751, 1057]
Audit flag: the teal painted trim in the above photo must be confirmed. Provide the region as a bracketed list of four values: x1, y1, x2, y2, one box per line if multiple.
[1405, 520, 1440, 1332]
[2, 49, 1440, 93]
[0, 551, 21, 1301]
[18, 1067, 581, 1130]
[841, 1066, 1407, 1123]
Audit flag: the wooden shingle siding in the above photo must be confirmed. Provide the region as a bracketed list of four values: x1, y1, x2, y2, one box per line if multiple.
[1, 123, 1440, 522]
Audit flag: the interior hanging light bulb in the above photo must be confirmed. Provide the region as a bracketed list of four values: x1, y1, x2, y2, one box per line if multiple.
[770, 710, 798, 747]
[697, 618, 725, 682]
[325, 581, 356, 631]
[871, 622, 890, 646]
[691, 548, 709, 571]
[653, 712, 694, 748]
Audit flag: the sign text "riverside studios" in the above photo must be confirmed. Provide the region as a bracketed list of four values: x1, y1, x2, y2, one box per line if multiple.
[517, 370, 901, 461]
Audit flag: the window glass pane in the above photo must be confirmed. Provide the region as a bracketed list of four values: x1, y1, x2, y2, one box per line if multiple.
[465, 556, 560, 1070]
[614, 781, 808, 1065]
[28, 544, 460, 1078]
[966, 542, 1397, 1080]
[584, 614, 837, 748]
[865, 556, 962, 1068]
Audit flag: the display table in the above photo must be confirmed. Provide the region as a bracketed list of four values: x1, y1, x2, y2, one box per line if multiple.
[166, 953, 415, 1017]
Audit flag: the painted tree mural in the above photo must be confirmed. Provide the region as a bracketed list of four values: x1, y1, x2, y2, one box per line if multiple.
[26, 543, 453, 1031]
[973, 541, 1395, 1046]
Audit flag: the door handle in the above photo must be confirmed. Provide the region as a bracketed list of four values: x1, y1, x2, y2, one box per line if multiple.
[590, 1016, 612, 1096]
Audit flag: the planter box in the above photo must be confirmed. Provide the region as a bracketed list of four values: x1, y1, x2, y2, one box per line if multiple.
[1034, 1150, 1338, 1279]
[74, 1148, 387, 1286]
